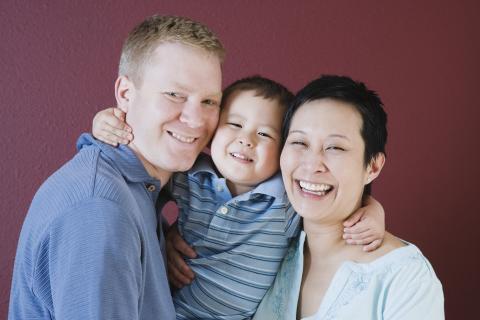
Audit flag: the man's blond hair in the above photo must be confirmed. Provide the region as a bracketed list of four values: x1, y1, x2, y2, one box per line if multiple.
[119, 15, 225, 84]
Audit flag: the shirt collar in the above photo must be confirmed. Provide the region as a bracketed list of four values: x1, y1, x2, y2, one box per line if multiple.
[76, 133, 159, 184]
[189, 154, 287, 204]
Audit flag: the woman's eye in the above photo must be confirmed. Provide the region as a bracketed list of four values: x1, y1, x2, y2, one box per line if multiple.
[227, 122, 242, 128]
[326, 146, 345, 151]
[290, 140, 307, 147]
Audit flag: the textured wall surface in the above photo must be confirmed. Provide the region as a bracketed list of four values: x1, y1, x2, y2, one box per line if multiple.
[1, 0, 479, 318]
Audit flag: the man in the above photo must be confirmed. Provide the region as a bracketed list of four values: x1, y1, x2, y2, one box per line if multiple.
[9, 15, 224, 319]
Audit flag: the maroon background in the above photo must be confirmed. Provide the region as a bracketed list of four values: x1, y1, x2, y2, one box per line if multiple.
[1, 0, 478, 318]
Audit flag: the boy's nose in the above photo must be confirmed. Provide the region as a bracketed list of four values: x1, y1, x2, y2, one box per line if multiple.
[237, 136, 253, 147]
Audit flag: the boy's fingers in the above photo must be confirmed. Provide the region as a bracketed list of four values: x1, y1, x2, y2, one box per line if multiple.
[344, 230, 372, 241]
[343, 222, 369, 235]
[343, 210, 364, 227]
[101, 130, 127, 145]
[103, 124, 133, 141]
[113, 107, 127, 122]
[103, 116, 132, 134]
[346, 235, 375, 246]
[363, 239, 382, 252]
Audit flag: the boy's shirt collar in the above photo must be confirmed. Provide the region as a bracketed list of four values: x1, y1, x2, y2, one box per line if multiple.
[188, 152, 287, 205]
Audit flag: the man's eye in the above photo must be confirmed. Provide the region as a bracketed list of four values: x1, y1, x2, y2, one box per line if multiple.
[203, 99, 218, 107]
[227, 122, 242, 128]
[163, 92, 185, 101]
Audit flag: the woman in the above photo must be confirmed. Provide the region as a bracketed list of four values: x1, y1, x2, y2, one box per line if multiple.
[254, 75, 444, 319]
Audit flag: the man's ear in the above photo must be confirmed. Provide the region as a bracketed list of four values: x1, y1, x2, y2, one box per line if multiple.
[115, 76, 134, 113]
[365, 153, 386, 185]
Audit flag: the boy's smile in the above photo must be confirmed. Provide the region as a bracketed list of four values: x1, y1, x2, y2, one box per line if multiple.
[210, 90, 285, 196]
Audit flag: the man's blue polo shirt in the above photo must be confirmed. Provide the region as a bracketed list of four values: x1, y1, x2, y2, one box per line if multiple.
[170, 154, 301, 319]
[9, 134, 175, 320]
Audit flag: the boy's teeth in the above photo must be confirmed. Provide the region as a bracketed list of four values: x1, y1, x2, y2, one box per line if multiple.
[231, 152, 251, 161]
[299, 181, 332, 192]
[171, 132, 195, 143]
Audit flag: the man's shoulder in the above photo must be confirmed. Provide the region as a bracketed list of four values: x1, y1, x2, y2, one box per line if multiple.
[29, 146, 131, 224]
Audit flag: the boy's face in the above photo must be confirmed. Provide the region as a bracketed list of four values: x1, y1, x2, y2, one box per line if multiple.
[116, 42, 222, 181]
[211, 90, 284, 194]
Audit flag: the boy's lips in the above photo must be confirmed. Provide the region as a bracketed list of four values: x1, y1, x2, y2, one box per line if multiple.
[229, 151, 254, 163]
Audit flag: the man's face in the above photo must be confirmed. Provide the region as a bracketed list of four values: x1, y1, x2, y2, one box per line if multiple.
[117, 42, 222, 181]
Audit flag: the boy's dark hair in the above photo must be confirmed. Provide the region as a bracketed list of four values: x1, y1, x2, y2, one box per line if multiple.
[221, 76, 294, 110]
[283, 75, 388, 195]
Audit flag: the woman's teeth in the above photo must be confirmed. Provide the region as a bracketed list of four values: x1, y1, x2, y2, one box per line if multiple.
[299, 181, 333, 195]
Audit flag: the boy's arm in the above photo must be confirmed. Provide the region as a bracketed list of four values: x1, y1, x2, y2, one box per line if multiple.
[342, 195, 385, 252]
[92, 107, 133, 146]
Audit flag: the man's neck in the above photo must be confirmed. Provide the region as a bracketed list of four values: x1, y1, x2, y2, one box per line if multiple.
[128, 144, 172, 188]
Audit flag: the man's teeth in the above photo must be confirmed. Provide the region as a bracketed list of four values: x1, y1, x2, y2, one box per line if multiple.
[231, 152, 252, 161]
[171, 132, 195, 143]
[299, 181, 332, 194]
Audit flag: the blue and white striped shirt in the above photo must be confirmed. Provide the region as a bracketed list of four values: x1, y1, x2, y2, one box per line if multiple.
[170, 154, 301, 319]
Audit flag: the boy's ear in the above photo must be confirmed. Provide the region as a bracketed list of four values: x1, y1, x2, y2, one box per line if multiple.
[365, 153, 386, 185]
[115, 76, 134, 113]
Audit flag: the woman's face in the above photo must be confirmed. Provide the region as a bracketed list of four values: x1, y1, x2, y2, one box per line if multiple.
[280, 98, 374, 224]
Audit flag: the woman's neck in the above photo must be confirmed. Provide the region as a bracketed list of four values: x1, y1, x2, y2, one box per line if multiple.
[303, 220, 349, 261]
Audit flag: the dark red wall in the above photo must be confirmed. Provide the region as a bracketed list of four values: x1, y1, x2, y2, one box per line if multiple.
[1, 1, 478, 318]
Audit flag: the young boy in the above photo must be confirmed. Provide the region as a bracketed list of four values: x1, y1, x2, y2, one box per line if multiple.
[92, 76, 385, 319]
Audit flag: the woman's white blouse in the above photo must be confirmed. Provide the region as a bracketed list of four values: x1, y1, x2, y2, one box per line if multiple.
[253, 231, 444, 320]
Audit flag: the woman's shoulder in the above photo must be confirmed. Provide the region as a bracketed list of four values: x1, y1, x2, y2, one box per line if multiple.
[350, 232, 440, 284]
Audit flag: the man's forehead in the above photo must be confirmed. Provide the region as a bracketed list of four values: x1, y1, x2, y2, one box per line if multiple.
[144, 42, 222, 96]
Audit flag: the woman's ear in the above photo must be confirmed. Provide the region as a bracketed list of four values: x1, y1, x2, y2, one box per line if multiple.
[365, 153, 386, 184]
[115, 76, 134, 113]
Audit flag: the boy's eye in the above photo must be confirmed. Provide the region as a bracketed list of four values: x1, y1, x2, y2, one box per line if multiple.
[227, 122, 242, 128]
[258, 132, 272, 139]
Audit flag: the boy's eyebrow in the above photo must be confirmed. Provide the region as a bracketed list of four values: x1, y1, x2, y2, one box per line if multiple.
[228, 113, 281, 132]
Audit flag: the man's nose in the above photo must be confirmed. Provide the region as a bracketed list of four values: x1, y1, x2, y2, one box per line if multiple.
[179, 101, 206, 128]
